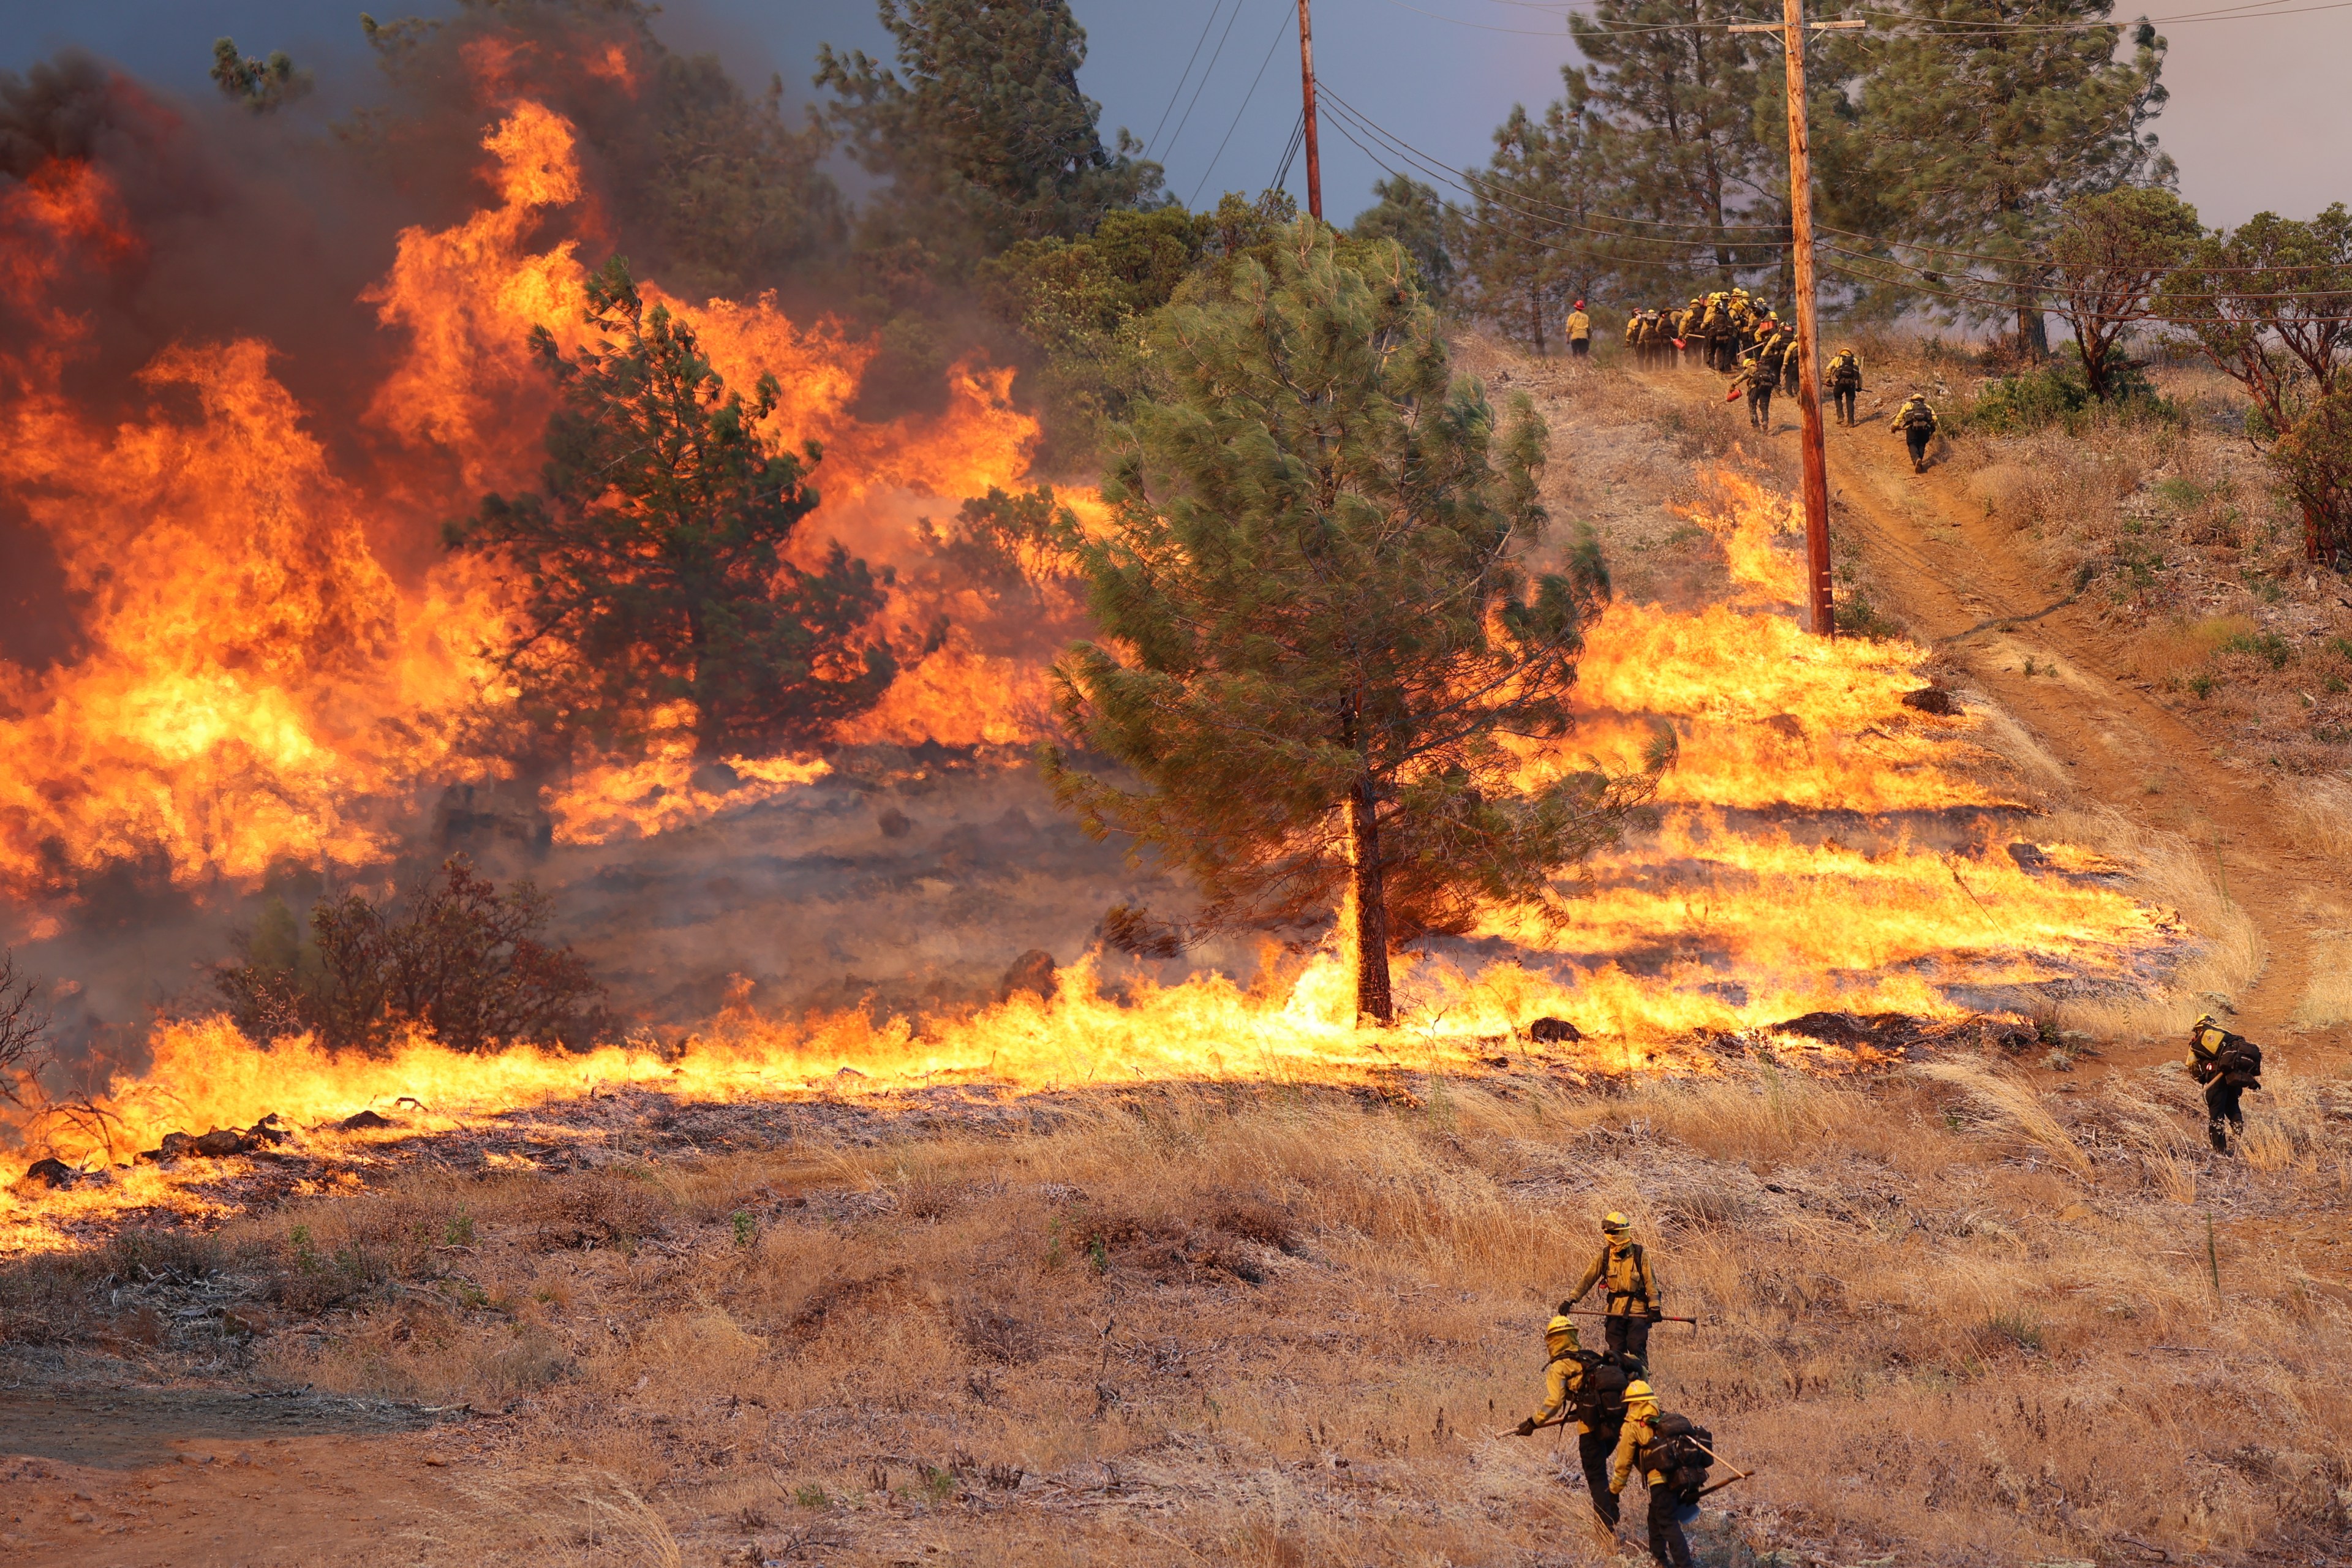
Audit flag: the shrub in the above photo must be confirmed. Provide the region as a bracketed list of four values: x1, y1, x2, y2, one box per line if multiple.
[1966, 353, 2171, 435]
[214, 856, 609, 1054]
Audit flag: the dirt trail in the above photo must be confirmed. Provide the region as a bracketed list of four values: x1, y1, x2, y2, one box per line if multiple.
[0, 1382, 469, 1566]
[1632, 366, 2343, 1070]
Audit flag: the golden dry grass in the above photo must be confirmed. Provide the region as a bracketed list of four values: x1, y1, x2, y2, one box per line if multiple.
[2286, 777, 2352, 865]
[165, 1058, 2352, 1567]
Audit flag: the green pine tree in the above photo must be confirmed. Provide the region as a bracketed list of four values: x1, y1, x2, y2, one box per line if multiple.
[1351, 174, 1455, 305]
[1855, 4, 2171, 350]
[451, 258, 897, 760]
[815, 0, 1162, 259]
[1044, 224, 1665, 1025]
[1562, 1, 1780, 286]
[1452, 101, 1632, 351]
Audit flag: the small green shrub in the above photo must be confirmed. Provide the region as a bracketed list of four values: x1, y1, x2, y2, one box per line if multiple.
[1964, 352, 2171, 435]
[2221, 630, 2291, 669]
[794, 1484, 830, 1509]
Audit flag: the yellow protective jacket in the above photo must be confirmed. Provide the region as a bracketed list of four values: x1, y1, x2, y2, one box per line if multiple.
[1827, 350, 1863, 390]
[1569, 1240, 1662, 1316]
[1566, 309, 1592, 341]
[1610, 1410, 1663, 1492]
[1891, 397, 1939, 434]
[1528, 1351, 1602, 1434]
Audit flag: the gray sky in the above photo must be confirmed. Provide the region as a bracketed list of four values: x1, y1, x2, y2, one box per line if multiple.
[0, 0, 2340, 232]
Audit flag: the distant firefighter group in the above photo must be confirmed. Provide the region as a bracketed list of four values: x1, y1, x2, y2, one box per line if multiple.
[1572, 290, 1943, 472]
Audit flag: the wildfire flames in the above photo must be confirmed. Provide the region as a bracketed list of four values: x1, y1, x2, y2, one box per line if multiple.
[0, 80, 2188, 1249]
[0, 99, 1069, 894]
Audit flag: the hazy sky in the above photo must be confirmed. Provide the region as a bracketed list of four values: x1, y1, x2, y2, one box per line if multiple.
[0, 0, 2340, 232]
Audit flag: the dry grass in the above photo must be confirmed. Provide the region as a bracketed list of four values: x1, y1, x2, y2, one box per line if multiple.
[2286, 776, 2352, 863]
[2293, 932, 2352, 1031]
[12, 1059, 2309, 1567]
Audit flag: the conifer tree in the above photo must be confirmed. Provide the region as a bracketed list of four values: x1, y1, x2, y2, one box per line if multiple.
[1855, 3, 2171, 350]
[1452, 101, 1632, 349]
[816, 0, 1161, 257]
[453, 258, 896, 759]
[1562, 1, 1777, 284]
[1046, 225, 1664, 1025]
[1351, 174, 1455, 304]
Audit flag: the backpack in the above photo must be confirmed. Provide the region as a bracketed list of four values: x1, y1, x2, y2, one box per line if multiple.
[1829, 352, 1861, 388]
[1640, 1412, 1714, 1498]
[1899, 401, 1936, 431]
[1567, 1349, 1632, 1428]
[2193, 1026, 2263, 1089]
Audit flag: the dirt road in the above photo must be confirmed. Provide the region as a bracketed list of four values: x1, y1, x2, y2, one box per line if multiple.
[0, 1383, 466, 1566]
[1637, 365, 2342, 1066]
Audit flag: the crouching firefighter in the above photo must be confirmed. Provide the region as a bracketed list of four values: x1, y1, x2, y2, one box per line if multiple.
[1566, 1211, 1665, 1366]
[1510, 1311, 1637, 1529]
[1610, 1381, 1716, 1568]
[2189, 1013, 2264, 1153]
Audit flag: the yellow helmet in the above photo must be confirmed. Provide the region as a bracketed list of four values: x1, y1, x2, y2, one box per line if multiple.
[1601, 1211, 1630, 1235]
[1545, 1314, 1579, 1349]
[2192, 1012, 2217, 1033]
[1624, 1379, 1658, 1408]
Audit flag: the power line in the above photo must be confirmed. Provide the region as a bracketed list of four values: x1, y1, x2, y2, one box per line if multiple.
[1271, 107, 1308, 196]
[1147, 1, 1231, 154]
[1161, 0, 1250, 163]
[1191, 4, 1301, 209]
[1319, 87, 1793, 251]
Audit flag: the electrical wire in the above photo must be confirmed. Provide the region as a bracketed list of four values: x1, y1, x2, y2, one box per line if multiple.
[1147, 1, 1231, 154]
[1319, 87, 1795, 252]
[1271, 107, 1308, 196]
[1161, 0, 1250, 163]
[1191, 3, 1300, 209]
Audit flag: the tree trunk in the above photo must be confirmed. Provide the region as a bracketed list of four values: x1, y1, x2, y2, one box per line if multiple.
[1348, 775, 1393, 1027]
[2016, 282, 2048, 361]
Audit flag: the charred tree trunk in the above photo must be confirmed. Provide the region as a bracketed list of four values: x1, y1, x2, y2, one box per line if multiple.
[1349, 774, 1393, 1027]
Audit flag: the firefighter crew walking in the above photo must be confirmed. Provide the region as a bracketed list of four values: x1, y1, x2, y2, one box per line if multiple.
[1565, 1211, 1665, 1368]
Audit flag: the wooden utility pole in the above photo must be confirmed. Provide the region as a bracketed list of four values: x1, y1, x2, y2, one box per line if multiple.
[1297, 0, 1322, 220]
[1734, 7, 1861, 636]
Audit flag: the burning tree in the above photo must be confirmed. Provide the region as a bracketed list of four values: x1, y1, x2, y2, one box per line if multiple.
[215, 858, 609, 1055]
[1046, 223, 1665, 1025]
[454, 257, 897, 758]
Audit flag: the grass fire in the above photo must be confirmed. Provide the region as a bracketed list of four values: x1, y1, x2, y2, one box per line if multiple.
[0, 5, 2345, 1567]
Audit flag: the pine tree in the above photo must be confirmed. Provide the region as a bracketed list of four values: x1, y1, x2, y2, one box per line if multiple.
[452, 258, 897, 758]
[1452, 101, 1639, 350]
[1351, 174, 1455, 304]
[1562, 1, 1778, 285]
[1855, 4, 2171, 350]
[1045, 224, 1664, 1025]
[815, 0, 1161, 257]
